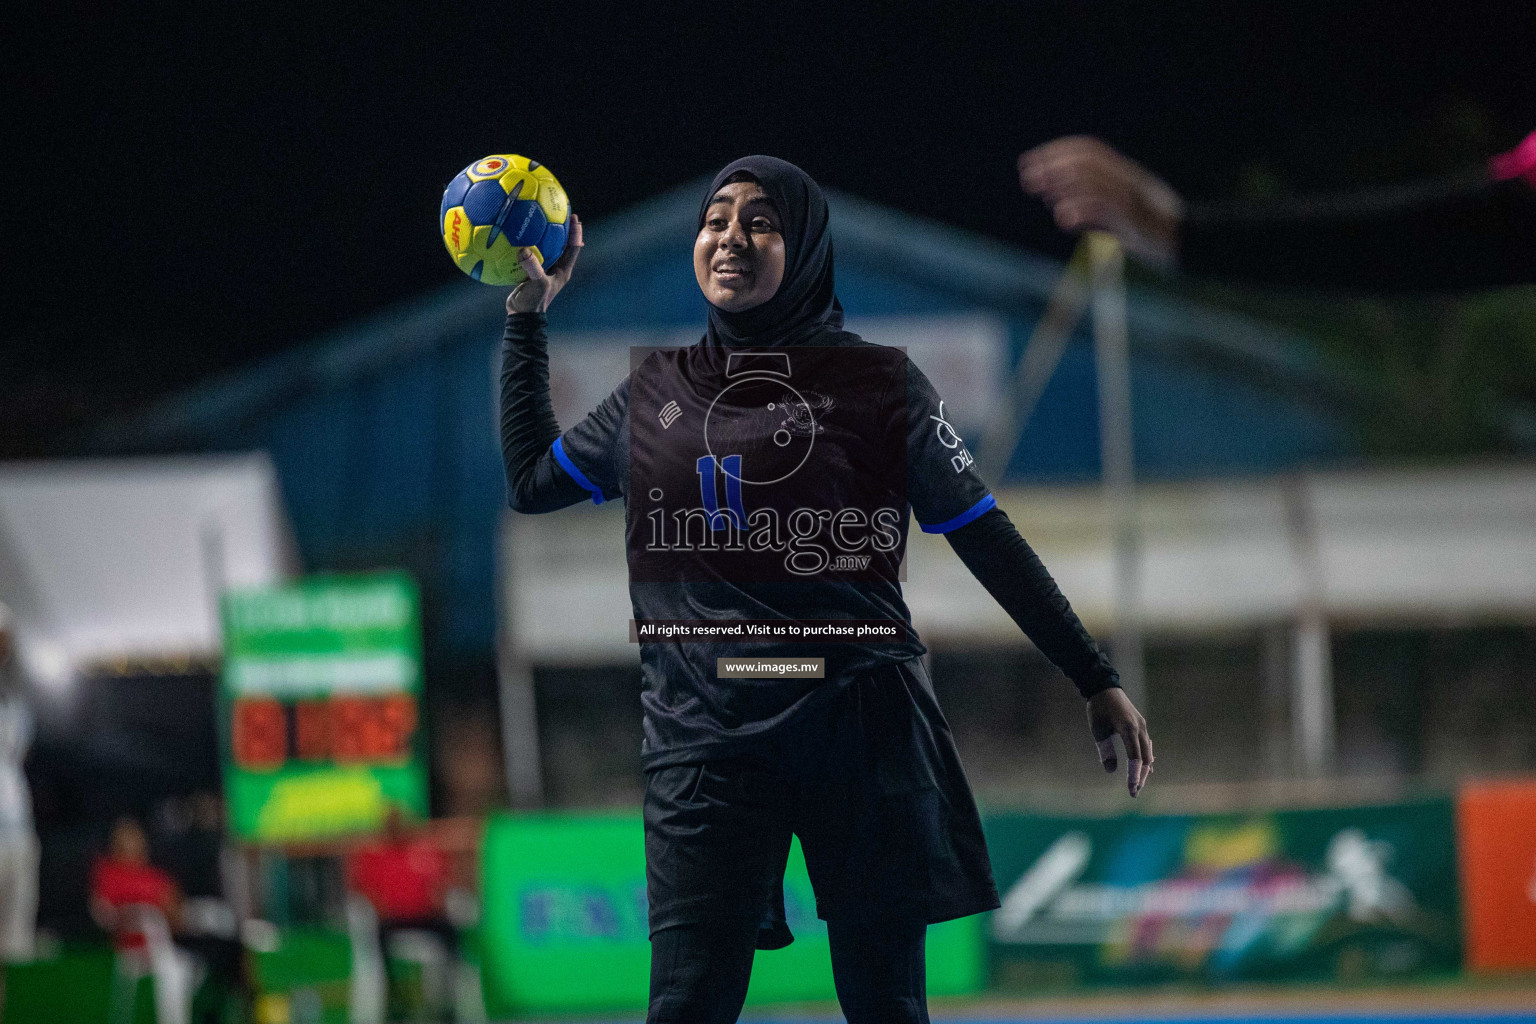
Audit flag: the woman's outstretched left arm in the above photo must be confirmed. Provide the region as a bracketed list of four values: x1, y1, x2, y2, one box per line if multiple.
[945, 505, 1155, 796]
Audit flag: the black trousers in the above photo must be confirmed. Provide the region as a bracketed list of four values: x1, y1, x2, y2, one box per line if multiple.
[642, 658, 998, 1023]
[647, 912, 929, 1024]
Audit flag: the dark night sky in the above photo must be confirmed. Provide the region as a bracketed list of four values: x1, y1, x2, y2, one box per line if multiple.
[5, 1, 1534, 455]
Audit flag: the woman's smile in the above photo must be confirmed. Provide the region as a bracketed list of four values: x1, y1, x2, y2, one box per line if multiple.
[712, 257, 753, 284]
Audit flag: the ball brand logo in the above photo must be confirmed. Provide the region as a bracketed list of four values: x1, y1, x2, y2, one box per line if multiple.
[475, 158, 506, 175]
[513, 202, 539, 239]
[449, 210, 464, 250]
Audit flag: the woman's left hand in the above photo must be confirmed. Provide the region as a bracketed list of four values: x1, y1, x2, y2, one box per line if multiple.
[1086, 687, 1154, 797]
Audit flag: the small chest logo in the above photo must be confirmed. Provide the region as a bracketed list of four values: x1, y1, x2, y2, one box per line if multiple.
[658, 400, 682, 430]
[778, 390, 831, 437]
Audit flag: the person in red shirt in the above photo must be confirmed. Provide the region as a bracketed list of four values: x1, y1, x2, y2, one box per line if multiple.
[93, 812, 250, 1024]
[345, 805, 456, 956]
[89, 815, 183, 951]
[346, 806, 450, 922]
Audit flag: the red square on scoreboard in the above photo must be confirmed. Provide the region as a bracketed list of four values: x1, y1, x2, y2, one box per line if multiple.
[1458, 778, 1536, 971]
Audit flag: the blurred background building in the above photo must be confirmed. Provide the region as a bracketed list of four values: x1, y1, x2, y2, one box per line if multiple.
[53, 183, 1536, 816]
[6, 4, 1536, 1018]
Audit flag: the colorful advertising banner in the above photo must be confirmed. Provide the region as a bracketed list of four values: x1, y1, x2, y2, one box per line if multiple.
[479, 812, 985, 1015]
[1457, 778, 1536, 972]
[986, 797, 1461, 986]
[220, 572, 427, 841]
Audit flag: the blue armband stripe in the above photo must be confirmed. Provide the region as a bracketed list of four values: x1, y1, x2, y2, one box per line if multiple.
[920, 493, 995, 534]
[552, 436, 606, 505]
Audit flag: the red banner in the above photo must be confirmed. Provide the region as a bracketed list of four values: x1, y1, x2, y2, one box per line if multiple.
[1457, 778, 1536, 971]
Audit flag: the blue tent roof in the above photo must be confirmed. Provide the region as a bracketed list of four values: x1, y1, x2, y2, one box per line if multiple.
[98, 178, 1352, 455]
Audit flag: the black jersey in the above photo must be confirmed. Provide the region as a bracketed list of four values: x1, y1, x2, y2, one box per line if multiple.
[552, 333, 994, 768]
[504, 154, 1115, 771]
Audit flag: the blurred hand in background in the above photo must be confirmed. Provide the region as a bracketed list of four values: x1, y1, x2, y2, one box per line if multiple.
[1019, 136, 1185, 270]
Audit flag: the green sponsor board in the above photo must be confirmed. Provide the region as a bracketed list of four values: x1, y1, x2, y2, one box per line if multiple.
[220, 572, 427, 841]
[479, 812, 986, 1014]
[985, 796, 1461, 987]
[1, 945, 124, 1024]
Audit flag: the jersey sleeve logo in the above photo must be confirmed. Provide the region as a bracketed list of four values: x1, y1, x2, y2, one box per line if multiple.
[929, 401, 975, 473]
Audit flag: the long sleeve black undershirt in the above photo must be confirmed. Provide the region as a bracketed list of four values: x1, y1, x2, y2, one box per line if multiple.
[499, 310, 1119, 700]
[1180, 173, 1536, 292]
[943, 507, 1119, 700]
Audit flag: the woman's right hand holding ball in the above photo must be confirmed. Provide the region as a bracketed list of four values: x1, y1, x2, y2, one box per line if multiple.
[507, 213, 584, 314]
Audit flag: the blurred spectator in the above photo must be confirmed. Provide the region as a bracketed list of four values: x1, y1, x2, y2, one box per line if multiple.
[90, 816, 208, 1024]
[89, 816, 183, 949]
[345, 805, 454, 942]
[0, 601, 39, 963]
[346, 805, 458, 1013]
[1019, 129, 1536, 291]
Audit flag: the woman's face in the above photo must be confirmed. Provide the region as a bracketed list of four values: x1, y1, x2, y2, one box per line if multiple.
[694, 181, 786, 312]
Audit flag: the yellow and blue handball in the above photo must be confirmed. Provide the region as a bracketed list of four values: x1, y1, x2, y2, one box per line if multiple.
[440, 154, 570, 285]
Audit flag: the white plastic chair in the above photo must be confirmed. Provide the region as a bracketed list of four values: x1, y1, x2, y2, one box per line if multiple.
[444, 887, 486, 1024]
[383, 928, 450, 1019]
[344, 894, 386, 1024]
[110, 904, 202, 1024]
[349, 890, 485, 1023]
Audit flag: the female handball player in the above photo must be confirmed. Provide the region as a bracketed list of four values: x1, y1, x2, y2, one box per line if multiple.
[499, 155, 1153, 1024]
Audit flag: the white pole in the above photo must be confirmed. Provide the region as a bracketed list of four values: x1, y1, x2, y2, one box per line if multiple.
[1283, 477, 1335, 776]
[1292, 612, 1336, 777]
[1087, 233, 1146, 709]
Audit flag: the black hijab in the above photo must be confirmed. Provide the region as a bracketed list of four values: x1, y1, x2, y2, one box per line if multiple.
[699, 156, 844, 348]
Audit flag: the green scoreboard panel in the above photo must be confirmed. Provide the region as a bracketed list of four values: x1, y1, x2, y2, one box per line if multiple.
[220, 572, 427, 841]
